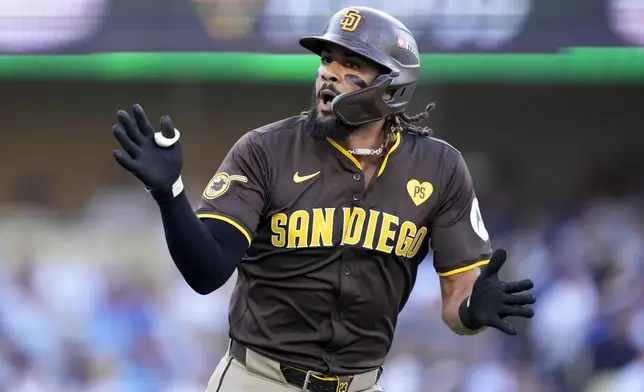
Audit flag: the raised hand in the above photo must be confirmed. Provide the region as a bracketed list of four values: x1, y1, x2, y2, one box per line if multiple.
[111, 104, 184, 199]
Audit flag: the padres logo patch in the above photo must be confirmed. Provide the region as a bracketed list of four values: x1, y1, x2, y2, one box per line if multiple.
[340, 9, 361, 32]
[406, 179, 433, 206]
[203, 172, 248, 200]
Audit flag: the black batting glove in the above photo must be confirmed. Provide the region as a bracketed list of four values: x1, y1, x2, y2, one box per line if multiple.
[111, 104, 184, 202]
[459, 248, 536, 335]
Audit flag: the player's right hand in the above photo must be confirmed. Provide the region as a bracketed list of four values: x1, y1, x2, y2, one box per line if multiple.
[111, 104, 184, 200]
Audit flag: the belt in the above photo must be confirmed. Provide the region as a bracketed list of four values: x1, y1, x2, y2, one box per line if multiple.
[230, 340, 380, 392]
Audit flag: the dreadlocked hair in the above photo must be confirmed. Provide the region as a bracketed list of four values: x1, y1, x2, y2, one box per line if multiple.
[379, 103, 436, 156]
[390, 103, 435, 137]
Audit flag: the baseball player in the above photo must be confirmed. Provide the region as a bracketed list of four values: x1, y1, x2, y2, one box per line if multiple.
[110, 6, 536, 392]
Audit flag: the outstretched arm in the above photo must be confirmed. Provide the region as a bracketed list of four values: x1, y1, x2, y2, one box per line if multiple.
[429, 149, 535, 335]
[111, 105, 266, 295]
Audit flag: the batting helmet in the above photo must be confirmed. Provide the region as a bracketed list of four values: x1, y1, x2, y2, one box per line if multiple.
[299, 7, 420, 126]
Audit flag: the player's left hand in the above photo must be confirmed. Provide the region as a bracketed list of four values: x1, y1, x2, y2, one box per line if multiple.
[460, 248, 536, 335]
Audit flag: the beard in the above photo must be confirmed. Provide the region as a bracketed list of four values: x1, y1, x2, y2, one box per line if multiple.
[305, 85, 359, 141]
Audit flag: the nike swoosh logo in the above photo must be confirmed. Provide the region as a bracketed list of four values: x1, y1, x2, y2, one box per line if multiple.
[293, 171, 321, 183]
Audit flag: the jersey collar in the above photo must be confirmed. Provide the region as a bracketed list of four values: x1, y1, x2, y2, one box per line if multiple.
[326, 132, 402, 176]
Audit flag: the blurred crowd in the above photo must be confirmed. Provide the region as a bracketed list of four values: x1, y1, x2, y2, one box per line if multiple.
[0, 185, 643, 392]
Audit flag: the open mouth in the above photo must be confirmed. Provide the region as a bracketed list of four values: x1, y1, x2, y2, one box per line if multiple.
[318, 89, 337, 112]
[319, 89, 337, 103]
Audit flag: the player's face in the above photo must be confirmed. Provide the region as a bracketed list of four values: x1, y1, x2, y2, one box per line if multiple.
[307, 45, 383, 140]
[315, 45, 381, 115]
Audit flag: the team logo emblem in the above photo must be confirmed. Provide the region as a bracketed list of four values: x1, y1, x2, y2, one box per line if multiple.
[340, 9, 361, 32]
[406, 179, 433, 206]
[203, 172, 248, 200]
[470, 197, 489, 241]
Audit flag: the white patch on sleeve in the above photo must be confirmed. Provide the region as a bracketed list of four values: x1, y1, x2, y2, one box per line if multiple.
[470, 197, 489, 241]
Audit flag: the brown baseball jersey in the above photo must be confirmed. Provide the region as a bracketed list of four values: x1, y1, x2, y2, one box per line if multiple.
[195, 115, 492, 375]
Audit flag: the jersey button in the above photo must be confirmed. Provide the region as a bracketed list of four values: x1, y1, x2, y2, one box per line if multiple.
[334, 311, 343, 321]
[353, 173, 361, 181]
[324, 354, 331, 363]
[343, 265, 352, 276]
[352, 193, 360, 202]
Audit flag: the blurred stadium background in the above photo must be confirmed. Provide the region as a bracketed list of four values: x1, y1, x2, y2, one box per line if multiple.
[1, 0, 644, 391]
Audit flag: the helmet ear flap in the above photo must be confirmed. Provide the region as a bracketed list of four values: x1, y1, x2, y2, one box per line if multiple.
[331, 75, 396, 126]
[385, 83, 410, 103]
